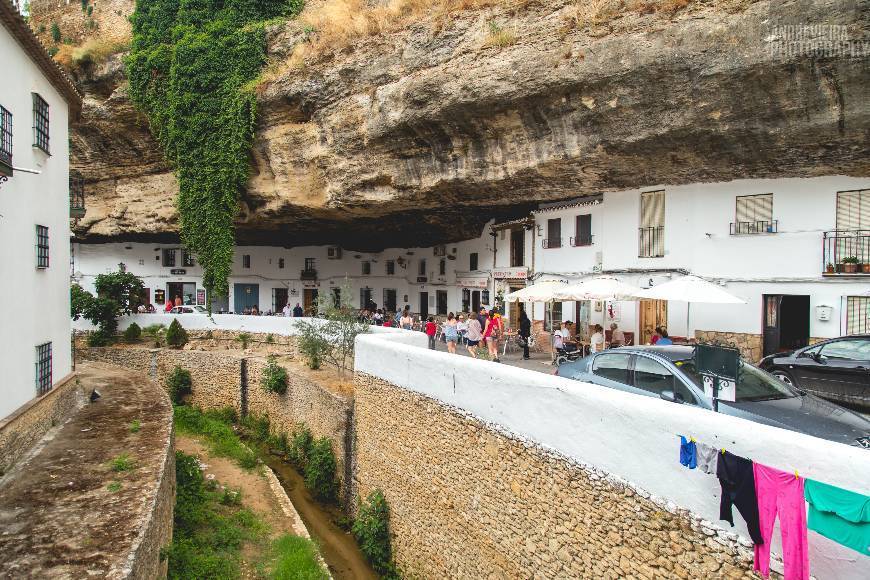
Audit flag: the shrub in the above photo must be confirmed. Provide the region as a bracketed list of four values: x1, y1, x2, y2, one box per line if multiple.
[305, 437, 337, 502]
[353, 489, 395, 576]
[287, 425, 313, 469]
[173, 407, 258, 470]
[47, 46, 59, 57]
[166, 319, 189, 348]
[240, 412, 271, 444]
[167, 365, 192, 404]
[264, 534, 329, 580]
[261, 356, 288, 395]
[50, 22, 60, 43]
[81, 0, 88, 11]
[129, 419, 142, 433]
[123, 322, 142, 342]
[109, 453, 135, 472]
[94, 267, 145, 315]
[84, 296, 120, 335]
[87, 329, 111, 347]
[87, 5, 93, 16]
[295, 281, 368, 375]
[265, 333, 274, 344]
[71, 284, 93, 320]
[220, 487, 242, 506]
[236, 332, 251, 349]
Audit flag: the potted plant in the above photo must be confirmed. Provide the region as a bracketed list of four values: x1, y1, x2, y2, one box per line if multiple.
[863, 261, 870, 274]
[842, 256, 859, 273]
[825, 262, 835, 274]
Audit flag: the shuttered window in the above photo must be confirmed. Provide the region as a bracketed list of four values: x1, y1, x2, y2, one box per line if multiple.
[836, 190, 870, 231]
[640, 190, 665, 228]
[575, 214, 592, 245]
[846, 296, 870, 334]
[547, 218, 562, 248]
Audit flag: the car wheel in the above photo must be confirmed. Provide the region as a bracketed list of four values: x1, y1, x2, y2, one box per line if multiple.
[772, 371, 795, 386]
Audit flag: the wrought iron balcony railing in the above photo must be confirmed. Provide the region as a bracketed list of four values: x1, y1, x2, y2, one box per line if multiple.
[730, 220, 778, 235]
[570, 235, 594, 247]
[638, 226, 664, 258]
[823, 230, 870, 274]
[300, 268, 318, 280]
[542, 238, 562, 249]
[70, 171, 85, 219]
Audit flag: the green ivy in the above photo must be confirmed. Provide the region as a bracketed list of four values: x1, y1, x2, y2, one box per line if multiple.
[126, 0, 303, 301]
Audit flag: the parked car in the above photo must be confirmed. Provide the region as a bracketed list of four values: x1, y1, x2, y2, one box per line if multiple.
[758, 335, 870, 412]
[556, 346, 870, 448]
[169, 305, 208, 314]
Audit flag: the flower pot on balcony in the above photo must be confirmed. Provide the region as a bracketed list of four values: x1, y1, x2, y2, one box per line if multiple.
[825, 264, 835, 274]
[844, 263, 858, 274]
[835, 263, 845, 273]
[863, 263, 870, 273]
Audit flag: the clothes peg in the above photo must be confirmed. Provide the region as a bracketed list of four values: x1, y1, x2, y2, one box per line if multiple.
[721, 448, 726, 455]
[794, 470, 799, 480]
[690, 436, 696, 443]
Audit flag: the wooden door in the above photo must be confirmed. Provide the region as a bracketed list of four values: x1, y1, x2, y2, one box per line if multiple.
[639, 299, 667, 345]
[303, 289, 318, 315]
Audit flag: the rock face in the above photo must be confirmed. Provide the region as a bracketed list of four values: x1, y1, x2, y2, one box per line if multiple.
[62, 0, 869, 249]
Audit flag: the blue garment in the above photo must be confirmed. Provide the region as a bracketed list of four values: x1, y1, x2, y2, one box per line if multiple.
[679, 436, 697, 469]
[657, 337, 674, 345]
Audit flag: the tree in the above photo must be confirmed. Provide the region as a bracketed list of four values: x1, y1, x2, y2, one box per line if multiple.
[94, 265, 145, 315]
[71, 284, 94, 320]
[166, 319, 189, 349]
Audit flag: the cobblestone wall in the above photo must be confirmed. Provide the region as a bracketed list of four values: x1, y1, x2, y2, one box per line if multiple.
[0, 374, 84, 475]
[354, 373, 758, 579]
[695, 330, 763, 362]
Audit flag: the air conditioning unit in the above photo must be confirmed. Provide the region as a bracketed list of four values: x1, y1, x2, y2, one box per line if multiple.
[327, 247, 342, 259]
[433, 245, 446, 257]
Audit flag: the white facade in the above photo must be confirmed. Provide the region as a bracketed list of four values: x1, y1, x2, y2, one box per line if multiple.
[0, 12, 77, 419]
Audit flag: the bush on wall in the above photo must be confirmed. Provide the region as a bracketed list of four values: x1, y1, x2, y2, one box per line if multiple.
[305, 437, 337, 502]
[260, 356, 288, 395]
[168, 365, 192, 405]
[352, 489, 397, 577]
[166, 319, 189, 349]
[123, 322, 142, 342]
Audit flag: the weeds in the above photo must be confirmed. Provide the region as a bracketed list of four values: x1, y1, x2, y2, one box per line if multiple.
[108, 453, 135, 472]
[261, 534, 329, 579]
[236, 332, 252, 350]
[174, 406, 258, 470]
[484, 20, 517, 48]
[261, 356, 289, 395]
[107, 481, 122, 493]
[129, 419, 142, 433]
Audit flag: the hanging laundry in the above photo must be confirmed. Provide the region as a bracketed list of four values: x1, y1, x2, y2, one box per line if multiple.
[753, 463, 809, 580]
[696, 441, 718, 475]
[679, 436, 697, 469]
[804, 478, 870, 557]
[717, 450, 764, 545]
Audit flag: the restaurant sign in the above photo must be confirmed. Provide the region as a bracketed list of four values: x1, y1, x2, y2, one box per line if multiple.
[456, 277, 489, 288]
[492, 267, 528, 280]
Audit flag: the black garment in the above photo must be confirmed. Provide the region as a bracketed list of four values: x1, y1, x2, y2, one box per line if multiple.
[716, 451, 764, 545]
[519, 315, 531, 358]
[293, 306, 303, 317]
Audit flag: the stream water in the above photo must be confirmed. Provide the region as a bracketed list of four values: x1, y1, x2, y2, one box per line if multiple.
[256, 447, 378, 580]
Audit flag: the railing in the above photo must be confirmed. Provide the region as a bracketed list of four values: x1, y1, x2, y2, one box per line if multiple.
[823, 230, 870, 274]
[542, 238, 562, 249]
[300, 268, 318, 280]
[638, 226, 664, 258]
[69, 171, 86, 218]
[569, 235, 594, 247]
[730, 220, 778, 235]
[1, 106, 12, 176]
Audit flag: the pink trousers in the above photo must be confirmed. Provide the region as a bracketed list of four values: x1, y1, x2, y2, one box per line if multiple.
[753, 463, 809, 580]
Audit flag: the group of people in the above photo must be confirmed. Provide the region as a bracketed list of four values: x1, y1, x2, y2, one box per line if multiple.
[281, 303, 305, 317]
[424, 305, 528, 362]
[553, 322, 627, 355]
[650, 326, 673, 345]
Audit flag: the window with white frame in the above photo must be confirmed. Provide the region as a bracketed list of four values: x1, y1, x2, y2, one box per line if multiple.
[35, 342, 52, 395]
[733, 194, 774, 234]
[836, 189, 870, 230]
[182, 248, 195, 267]
[36, 225, 49, 268]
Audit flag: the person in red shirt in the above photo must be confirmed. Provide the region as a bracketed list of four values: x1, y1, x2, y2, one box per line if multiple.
[164, 299, 173, 313]
[425, 316, 437, 349]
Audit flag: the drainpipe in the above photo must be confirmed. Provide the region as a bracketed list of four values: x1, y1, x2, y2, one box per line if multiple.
[490, 229, 497, 306]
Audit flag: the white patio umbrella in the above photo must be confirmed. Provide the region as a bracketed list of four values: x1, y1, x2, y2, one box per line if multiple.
[553, 275, 643, 301]
[504, 280, 567, 359]
[635, 275, 745, 338]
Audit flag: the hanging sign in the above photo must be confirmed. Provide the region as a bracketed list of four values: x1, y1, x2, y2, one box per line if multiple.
[695, 344, 739, 404]
[456, 277, 489, 288]
[196, 289, 206, 306]
[170, 269, 187, 275]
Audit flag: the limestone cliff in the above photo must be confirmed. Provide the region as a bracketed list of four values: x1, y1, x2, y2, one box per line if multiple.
[41, 0, 870, 249]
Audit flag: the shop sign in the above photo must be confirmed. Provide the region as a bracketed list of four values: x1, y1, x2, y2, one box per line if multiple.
[196, 289, 206, 306]
[302, 281, 320, 288]
[492, 267, 528, 280]
[456, 277, 488, 288]
[170, 269, 187, 275]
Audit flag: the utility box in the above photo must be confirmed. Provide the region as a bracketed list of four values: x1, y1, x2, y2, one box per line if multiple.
[816, 305, 833, 321]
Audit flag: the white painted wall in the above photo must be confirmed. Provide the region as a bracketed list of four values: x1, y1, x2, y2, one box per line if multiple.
[354, 330, 870, 579]
[0, 24, 72, 420]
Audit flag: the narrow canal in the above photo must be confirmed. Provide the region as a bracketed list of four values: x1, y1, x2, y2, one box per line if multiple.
[256, 447, 378, 580]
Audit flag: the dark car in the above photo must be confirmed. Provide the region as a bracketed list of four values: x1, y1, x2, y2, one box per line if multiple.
[556, 346, 870, 448]
[758, 335, 870, 412]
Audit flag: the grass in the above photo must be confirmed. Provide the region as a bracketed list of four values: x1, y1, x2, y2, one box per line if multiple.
[483, 21, 517, 48]
[54, 36, 130, 70]
[107, 481, 123, 493]
[129, 419, 141, 433]
[174, 406, 258, 470]
[261, 535, 329, 580]
[108, 453, 135, 472]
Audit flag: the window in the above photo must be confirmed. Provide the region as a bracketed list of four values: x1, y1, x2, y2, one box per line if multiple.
[639, 190, 665, 257]
[633, 357, 696, 404]
[439, 258, 446, 276]
[469, 252, 479, 271]
[462, 288, 471, 312]
[819, 338, 870, 361]
[162, 248, 176, 267]
[733, 194, 774, 234]
[242, 254, 251, 269]
[182, 248, 195, 267]
[0, 105, 12, 171]
[362, 261, 371, 275]
[545, 219, 562, 248]
[573, 214, 592, 246]
[32, 93, 49, 153]
[436, 290, 448, 315]
[545, 302, 562, 331]
[846, 297, 870, 335]
[591, 353, 631, 384]
[386, 260, 395, 275]
[332, 287, 341, 308]
[836, 189, 870, 230]
[383, 288, 397, 312]
[278, 258, 284, 269]
[35, 342, 52, 395]
[510, 229, 525, 266]
[36, 225, 49, 268]
[418, 259, 427, 276]
[304, 258, 315, 271]
[481, 290, 490, 305]
[360, 287, 373, 309]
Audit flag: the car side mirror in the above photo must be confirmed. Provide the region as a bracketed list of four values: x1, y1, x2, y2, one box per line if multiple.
[660, 390, 683, 404]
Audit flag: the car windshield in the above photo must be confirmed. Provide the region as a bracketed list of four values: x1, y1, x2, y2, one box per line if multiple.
[675, 359, 796, 403]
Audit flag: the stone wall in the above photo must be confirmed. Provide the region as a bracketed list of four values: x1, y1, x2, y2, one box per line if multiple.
[354, 373, 758, 579]
[0, 373, 84, 475]
[695, 330, 763, 362]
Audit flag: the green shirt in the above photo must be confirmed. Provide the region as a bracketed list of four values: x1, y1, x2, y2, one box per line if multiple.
[804, 478, 870, 556]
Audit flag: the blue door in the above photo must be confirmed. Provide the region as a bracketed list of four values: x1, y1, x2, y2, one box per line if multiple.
[233, 284, 259, 313]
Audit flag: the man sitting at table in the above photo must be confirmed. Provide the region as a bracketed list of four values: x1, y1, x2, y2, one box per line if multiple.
[559, 322, 577, 351]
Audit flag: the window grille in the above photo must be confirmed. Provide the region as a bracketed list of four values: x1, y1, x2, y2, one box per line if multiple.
[32, 94, 49, 153]
[304, 258, 315, 270]
[182, 249, 195, 267]
[0, 106, 12, 169]
[573, 214, 592, 246]
[846, 296, 870, 334]
[386, 260, 395, 275]
[278, 258, 284, 269]
[242, 254, 251, 268]
[733, 193, 774, 234]
[544, 219, 562, 248]
[469, 253, 478, 271]
[362, 261, 371, 275]
[439, 259, 446, 276]
[418, 259, 426, 276]
[36, 225, 49, 268]
[162, 248, 176, 267]
[36, 342, 52, 395]
[639, 190, 665, 257]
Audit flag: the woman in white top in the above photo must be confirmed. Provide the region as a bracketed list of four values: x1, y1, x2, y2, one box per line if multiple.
[400, 309, 413, 330]
[589, 324, 605, 353]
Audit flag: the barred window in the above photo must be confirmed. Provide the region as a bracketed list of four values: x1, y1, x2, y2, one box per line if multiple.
[278, 258, 285, 269]
[182, 248, 195, 267]
[242, 254, 251, 268]
[846, 296, 870, 335]
[386, 260, 395, 275]
[0, 105, 12, 169]
[362, 261, 371, 275]
[36, 225, 49, 268]
[36, 342, 52, 396]
[734, 194, 774, 234]
[32, 93, 49, 153]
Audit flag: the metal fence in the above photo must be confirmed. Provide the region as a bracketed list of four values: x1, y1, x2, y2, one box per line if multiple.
[638, 226, 664, 258]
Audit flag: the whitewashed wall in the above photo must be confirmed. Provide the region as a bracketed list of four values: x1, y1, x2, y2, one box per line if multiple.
[0, 25, 72, 419]
[355, 331, 870, 579]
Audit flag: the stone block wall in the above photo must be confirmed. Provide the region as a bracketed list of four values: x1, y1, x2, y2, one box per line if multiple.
[354, 373, 758, 579]
[155, 350, 244, 413]
[695, 330, 763, 362]
[0, 373, 84, 475]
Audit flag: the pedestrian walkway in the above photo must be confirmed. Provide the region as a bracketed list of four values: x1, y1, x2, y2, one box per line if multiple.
[431, 336, 557, 374]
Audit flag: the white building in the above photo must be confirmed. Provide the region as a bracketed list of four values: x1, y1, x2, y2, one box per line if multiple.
[75, 175, 869, 361]
[0, 0, 82, 420]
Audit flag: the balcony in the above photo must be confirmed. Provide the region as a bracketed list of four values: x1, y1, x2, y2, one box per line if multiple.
[823, 230, 870, 275]
[300, 268, 318, 280]
[542, 238, 562, 249]
[730, 220, 778, 235]
[569, 235, 594, 247]
[638, 226, 664, 258]
[69, 171, 86, 219]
